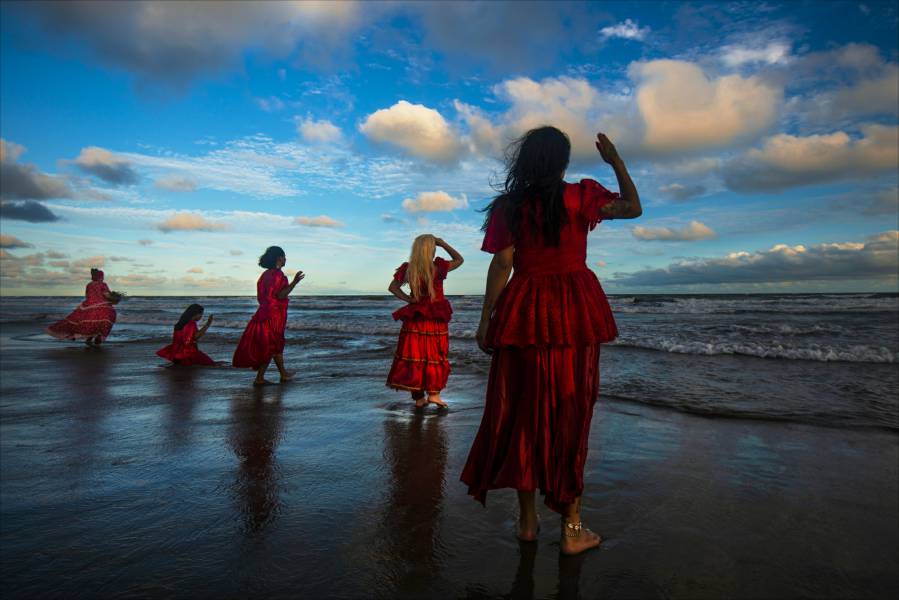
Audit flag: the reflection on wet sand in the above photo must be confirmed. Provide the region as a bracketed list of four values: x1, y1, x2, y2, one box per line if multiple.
[377, 410, 448, 596]
[499, 542, 586, 600]
[159, 365, 201, 451]
[228, 386, 285, 536]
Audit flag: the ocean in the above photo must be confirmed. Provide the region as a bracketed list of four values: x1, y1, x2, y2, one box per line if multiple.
[3, 293, 897, 431]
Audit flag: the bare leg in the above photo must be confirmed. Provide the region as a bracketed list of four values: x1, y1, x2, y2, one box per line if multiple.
[254, 359, 273, 386]
[412, 390, 427, 408]
[559, 496, 601, 555]
[517, 490, 539, 541]
[426, 391, 447, 408]
[273, 354, 294, 382]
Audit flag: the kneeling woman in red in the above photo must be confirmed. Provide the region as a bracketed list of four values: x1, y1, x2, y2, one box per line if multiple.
[47, 268, 122, 346]
[460, 127, 642, 555]
[233, 246, 305, 385]
[157, 304, 215, 366]
[387, 235, 464, 408]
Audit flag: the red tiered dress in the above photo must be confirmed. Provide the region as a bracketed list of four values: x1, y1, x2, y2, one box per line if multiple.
[46, 275, 117, 342]
[156, 321, 215, 366]
[461, 179, 620, 514]
[386, 257, 453, 394]
[232, 269, 289, 369]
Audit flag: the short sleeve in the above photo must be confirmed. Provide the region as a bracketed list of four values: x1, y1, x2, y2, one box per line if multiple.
[434, 257, 449, 280]
[579, 178, 620, 230]
[393, 263, 409, 283]
[481, 205, 514, 253]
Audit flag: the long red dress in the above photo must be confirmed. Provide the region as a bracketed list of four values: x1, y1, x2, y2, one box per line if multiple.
[46, 272, 117, 342]
[460, 179, 619, 514]
[386, 257, 453, 394]
[156, 321, 215, 366]
[232, 269, 289, 369]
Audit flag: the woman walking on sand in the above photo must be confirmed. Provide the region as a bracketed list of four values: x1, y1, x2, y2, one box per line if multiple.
[156, 303, 216, 366]
[47, 268, 123, 346]
[233, 246, 304, 385]
[387, 235, 464, 408]
[460, 128, 642, 555]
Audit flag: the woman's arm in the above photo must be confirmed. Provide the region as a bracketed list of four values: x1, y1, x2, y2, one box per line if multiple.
[276, 271, 305, 300]
[388, 279, 414, 303]
[435, 238, 464, 271]
[595, 133, 642, 220]
[195, 315, 213, 341]
[476, 245, 514, 353]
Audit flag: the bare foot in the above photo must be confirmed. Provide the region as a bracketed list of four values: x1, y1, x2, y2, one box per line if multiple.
[279, 371, 296, 383]
[427, 394, 447, 408]
[518, 516, 540, 542]
[253, 379, 275, 387]
[560, 523, 602, 555]
[414, 396, 427, 408]
[84, 338, 94, 347]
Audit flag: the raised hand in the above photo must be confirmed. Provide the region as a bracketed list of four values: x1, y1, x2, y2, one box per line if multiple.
[206, 314, 214, 325]
[595, 133, 621, 165]
[292, 271, 306, 284]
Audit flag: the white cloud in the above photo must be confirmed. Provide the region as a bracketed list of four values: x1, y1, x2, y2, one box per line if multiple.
[72, 146, 139, 185]
[612, 231, 899, 286]
[154, 175, 197, 192]
[401, 191, 468, 213]
[721, 41, 791, 67]
[187, 266, 204, 273]
[630, 60, 781, 153]
[723, 124, 899, 192]
[0, 139, 26, 162]
[157, 213, 228, 233]
[0, 234, 33, 249]
[633, 220, 717, 241]
[297, 117, 343, 143]
[256, 96, 285, 112]
[600, 19, 649, 41]
[0, 139, 73, 202]
[295, 215, 344, 228]
[360, 100, 464, 163]
[659, 183, 706, 202]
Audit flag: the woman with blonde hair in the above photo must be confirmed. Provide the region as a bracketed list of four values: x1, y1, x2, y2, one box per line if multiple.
[387, 234, 464, 408]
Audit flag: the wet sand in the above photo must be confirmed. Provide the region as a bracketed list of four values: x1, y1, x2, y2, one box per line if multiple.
[1, 332, 897, 599]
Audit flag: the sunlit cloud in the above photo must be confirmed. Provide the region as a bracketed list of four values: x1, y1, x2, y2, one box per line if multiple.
[720, 41, 791, 67]
[154, 175, 197, 192]
[659, 183, 706, 201]
[600, 19, 650, 41]
[401, 191, 468, 213]
[295, 215, 344, 228]
[633, 220, 717, 241]
[360, 101, 464, 163]
[157, 213, 228, 233]
[72, 146, 139, 185]
[297, 117, 343, 143]
[0, 234, 33, 249]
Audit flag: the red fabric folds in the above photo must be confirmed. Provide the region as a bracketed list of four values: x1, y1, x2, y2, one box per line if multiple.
[232, 269, 289, 369]
[46, 280, 116, 341]
[156, 321, 215, 366]
[461, 345, 600, 513]
[390, 257, 453, 323]
[461, 178, 620, 514]
[386, 318, 450, 393]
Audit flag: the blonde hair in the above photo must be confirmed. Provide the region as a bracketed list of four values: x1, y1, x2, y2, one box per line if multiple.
[406, 234, 436, 301]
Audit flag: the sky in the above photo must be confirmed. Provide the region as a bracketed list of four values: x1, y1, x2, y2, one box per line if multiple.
[0, 0, 897, 296]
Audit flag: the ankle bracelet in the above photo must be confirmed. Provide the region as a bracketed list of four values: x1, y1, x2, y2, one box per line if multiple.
[564, 521, 582, 537]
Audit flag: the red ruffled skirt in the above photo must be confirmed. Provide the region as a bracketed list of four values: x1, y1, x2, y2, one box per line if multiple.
[232, 308, 287, 369]
[156, 344, 215, 366]
[46, 303, 117, 342]
[461, 344, 600, 513]
[386, 317, 450, 393]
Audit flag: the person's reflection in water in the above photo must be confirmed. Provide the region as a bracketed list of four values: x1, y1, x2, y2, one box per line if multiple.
[228, 385, 285, 536]
[377, 410, 448, 596]
[160, 365, 201, 451]
[556, 553, 587, 600]
[501, 542, 587, 600]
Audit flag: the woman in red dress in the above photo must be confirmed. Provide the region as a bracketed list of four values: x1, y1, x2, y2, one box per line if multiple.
[460, 128, 642, 555]
[387, 234, 464, 408]
[232, 246, 305, 385]
[156, 303, 216, 366]
[47, 268, 120, 346]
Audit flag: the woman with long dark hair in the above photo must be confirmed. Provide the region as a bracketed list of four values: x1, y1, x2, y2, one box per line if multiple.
[461, 127, 642, 555]
[156, 303, 215, 366]
[47, 268, 123, 346]
[232, 246, 305, 385]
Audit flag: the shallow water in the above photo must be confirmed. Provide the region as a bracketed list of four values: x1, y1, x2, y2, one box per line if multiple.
[1, 318, 898, 598]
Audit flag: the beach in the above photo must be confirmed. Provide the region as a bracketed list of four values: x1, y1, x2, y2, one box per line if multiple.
[1, 294, 898, 599]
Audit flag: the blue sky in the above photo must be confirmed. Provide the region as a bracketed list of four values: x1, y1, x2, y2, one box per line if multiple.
[0, 0, 897, 296]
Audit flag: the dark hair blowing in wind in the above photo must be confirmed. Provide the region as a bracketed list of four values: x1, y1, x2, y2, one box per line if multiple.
[482, 126, 571, 246]
[175, 303, 204, 331]
[258, 246, 285, 269]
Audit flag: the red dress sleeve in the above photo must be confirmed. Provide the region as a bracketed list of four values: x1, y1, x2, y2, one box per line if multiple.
[579, 178, 620, 230]
[434, 257, 449, 280]
[481, 205, 514, 253]
[393, 263, 409, 283]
